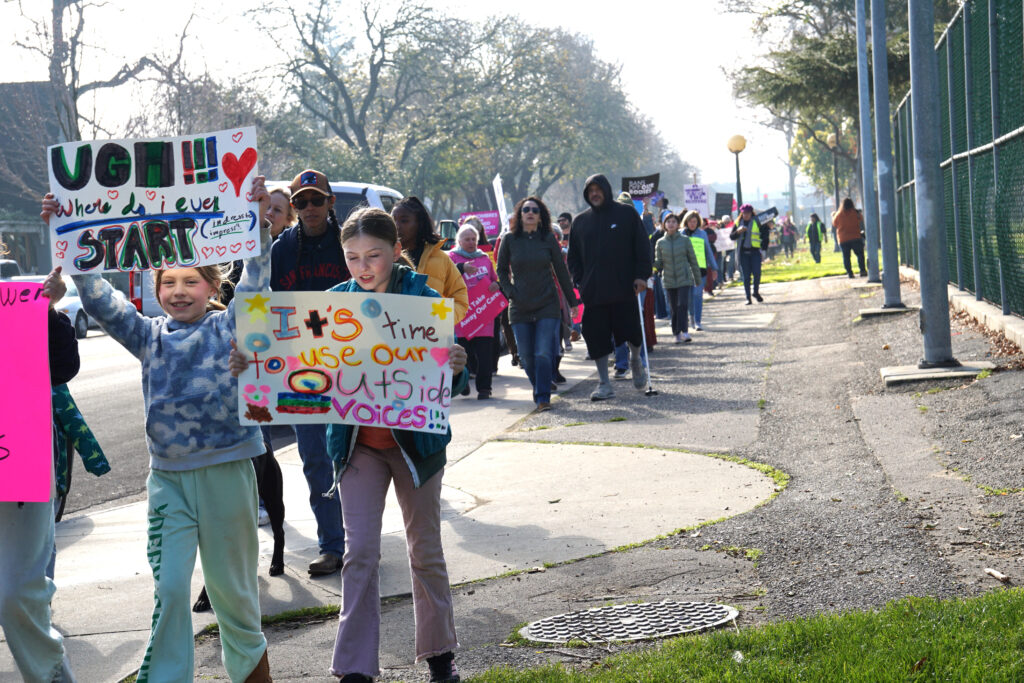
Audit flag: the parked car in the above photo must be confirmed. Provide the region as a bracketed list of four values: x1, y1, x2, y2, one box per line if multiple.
[7, 274, 92, 338]
[0, 259, 23, 279]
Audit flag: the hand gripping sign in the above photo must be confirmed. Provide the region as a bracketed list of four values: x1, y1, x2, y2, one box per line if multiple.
[236, 291, 457, 434]
[46, 127, 260, 274]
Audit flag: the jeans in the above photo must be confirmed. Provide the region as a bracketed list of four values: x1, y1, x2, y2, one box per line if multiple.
[652, 274, 669, 318]
[738, 249, 763, 301]
[690, 273, 705, 326]
[512, 317, 560, 403]
[665, 286, 691, 335]
[809, 241, 822, 263]
[294, 423, 346, 556]
[840, 238, 867, 276]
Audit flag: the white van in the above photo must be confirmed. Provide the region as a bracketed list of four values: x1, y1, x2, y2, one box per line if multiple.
[129, 181, 404, 316]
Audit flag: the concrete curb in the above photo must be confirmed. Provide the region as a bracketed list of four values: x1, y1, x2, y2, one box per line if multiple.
[899, 266, 1024, 350]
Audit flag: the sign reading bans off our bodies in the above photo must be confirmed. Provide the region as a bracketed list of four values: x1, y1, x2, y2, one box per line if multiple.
[0, 282, 52, 502]
[235, 291, 457, 434]
[46, 127, 261, 275]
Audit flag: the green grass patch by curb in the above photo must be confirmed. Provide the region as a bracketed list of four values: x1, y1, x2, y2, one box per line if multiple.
[756, 248, 848, 284]
[468, 588, 1024, 682]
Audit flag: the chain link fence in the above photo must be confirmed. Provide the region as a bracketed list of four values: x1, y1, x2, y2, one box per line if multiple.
[894, 0, 1024, 317]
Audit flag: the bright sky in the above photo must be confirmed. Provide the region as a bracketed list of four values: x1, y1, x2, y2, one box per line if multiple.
[0, 0, 797, 198]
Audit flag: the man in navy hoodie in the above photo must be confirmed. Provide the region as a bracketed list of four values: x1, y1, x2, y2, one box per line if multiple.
[269, 170, 349, 575]
[567, 174, 652, 400]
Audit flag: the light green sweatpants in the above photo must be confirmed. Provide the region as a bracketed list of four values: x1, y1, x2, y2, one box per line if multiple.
[136, 458, 267, 683]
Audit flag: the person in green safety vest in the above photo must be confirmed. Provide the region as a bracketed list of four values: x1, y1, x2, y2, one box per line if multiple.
[681, 210, 716, 330]
[730, 203, 771, 305]
[805, 212, 828, 264]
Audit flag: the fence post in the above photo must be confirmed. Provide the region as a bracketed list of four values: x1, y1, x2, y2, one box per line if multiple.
[857, 0, 882, 282]
[963, 8, 983, 301]
[871, 0, 904, 307]
[909, 0, 958, 368]
[989, 0, 1011, 315]
[946, 35, 964, 290]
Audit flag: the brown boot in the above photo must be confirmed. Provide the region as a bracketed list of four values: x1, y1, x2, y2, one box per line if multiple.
[245, 649, 272, 683]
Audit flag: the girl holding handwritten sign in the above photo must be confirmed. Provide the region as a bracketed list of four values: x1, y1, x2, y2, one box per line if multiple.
[41, 179, 274, 682]
[0, 259, 80, 683]
[231, 208, 467, 682]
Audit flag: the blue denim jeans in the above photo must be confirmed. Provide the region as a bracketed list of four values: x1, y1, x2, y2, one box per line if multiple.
[294, 423, 345, 556]
[690, 276, 705, 326]
[738, 249, 763, 301]
[512, 317, 560, 403]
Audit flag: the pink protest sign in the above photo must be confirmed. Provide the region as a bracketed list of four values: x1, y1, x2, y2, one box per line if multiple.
[459, 211, 502, 238]
[456, 278, 507, 338]
[0, 282, 52, 502]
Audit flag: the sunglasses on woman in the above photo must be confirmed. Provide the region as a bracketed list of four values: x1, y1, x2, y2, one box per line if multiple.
[521, 206, 540, 214]
[291, 195, 328, 210]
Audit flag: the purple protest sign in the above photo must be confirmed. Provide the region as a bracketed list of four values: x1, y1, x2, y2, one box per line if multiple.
[456, 277, 507, 338]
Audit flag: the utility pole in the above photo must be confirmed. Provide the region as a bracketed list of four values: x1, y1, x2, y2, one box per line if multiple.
[856, 0, 881, 282]
[871, 0, 904, 308]
[908, 0, 957, 367]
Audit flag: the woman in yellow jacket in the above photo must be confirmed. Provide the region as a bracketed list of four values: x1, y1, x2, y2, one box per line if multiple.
[391, 196, 469, 323]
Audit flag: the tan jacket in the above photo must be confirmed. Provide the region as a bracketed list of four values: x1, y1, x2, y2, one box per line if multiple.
[832, 209, 863, 244]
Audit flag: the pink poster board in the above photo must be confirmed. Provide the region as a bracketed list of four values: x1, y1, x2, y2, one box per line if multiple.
[456, 278, 507, 338]
[0, 282, 52, 502]
[459, 211, 502, 239]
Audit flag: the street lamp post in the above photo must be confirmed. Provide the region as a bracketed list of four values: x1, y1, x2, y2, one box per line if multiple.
[727, 135, 746, 207]
[827, 132, 841, 251]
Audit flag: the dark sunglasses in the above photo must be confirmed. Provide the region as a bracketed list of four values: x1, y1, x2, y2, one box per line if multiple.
[292, 195, 328, 210]
[521, 206, 540, 214]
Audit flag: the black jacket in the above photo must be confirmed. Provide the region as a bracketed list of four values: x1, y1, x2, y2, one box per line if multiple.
[567, 174, 652, 306]
[269, 216, 349, 292]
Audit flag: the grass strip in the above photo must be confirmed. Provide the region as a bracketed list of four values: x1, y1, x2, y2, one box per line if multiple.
[755, 246, 848, 284]
[470, 588, 1024, 682]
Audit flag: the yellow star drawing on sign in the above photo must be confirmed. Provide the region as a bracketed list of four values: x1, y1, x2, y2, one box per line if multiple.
[244, 293, 271, 322]
[431, 299, 453, 320]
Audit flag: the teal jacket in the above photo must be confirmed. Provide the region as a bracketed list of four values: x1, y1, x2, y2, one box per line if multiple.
[653, 231, 701, 289]
[325, 265, 469, 491]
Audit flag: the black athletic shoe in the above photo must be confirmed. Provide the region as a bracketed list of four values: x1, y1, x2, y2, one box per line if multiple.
[427, 652, 460, 683]
[753, 292, 763, 302]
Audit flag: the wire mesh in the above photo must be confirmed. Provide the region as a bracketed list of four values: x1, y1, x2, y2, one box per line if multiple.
[893, 0, 1024, 317]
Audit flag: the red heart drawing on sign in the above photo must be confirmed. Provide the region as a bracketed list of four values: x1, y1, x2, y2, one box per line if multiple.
[145, 190, 157, 201]
[229, 243, 242, 254]
[245, 192, 253, 202]
[55, 250, 65, 259]
[232, 131, 244, 143]
[107, 189, 119, 200]
[245, 240, 256, 251]
[221, 148, 257, 198]
[56, 240, 69, 252]
[215, 246, 228, 257]
[201, 247, 215, 260]
[218, 182, 228, 193]
[430, 347, 450, 367]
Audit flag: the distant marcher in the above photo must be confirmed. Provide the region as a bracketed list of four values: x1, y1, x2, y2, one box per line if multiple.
[731, 203, 770, 305]
[266, 187, 296, 240]
[460, 214, 490, 250]
[567, 175, 652, 400]
[450, 224, 501, 399]
[806, 212, 828, 264]
[781, 217, 797, 259]
[681, 210, 715, 330]
[832, 198, 867, 278]
[653, 212, 701, 343]
[497, 197, 578, 412]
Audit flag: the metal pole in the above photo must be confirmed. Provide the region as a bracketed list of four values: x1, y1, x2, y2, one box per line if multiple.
[857, 0, 881, 281]
[832, 148, 841, 250]
[989, 0, 1010, 315]
[946, 35, 964, 290]
[734, 152, 743, 206]
[909, 0, 957, 367]
[963, 9, 983, 301]
[871, 0, 904, 306]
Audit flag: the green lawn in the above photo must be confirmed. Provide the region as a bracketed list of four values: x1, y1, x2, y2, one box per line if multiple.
[470, 588, 1024, 682]
[754, 243, 849, 284]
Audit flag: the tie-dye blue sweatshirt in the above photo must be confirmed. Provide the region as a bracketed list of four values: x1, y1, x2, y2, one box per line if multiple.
[71, 230, 271, 471]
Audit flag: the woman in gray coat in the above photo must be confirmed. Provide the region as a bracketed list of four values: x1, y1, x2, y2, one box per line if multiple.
[653, 212, 701, 343]
[497, 196, 578, 411]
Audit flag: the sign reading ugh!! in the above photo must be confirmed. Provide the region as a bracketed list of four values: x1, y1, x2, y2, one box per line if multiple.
[235, 291, 457, 434]
[46, 127, 260, 274]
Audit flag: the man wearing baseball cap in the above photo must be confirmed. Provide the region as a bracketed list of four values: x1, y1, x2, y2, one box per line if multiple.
[269, 169, 349, 575]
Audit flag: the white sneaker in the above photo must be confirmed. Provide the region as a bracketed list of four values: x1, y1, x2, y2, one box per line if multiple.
[258, 505, 270, 527]
[590, 382, 615, 401]
[674, 333, 683, 343]
[682, 333, 692, 343]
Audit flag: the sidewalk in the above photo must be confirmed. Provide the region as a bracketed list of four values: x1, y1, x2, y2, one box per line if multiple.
[1, 286, 781, 683]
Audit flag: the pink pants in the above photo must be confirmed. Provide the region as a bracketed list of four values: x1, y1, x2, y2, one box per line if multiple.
[331, 444, 458, 678]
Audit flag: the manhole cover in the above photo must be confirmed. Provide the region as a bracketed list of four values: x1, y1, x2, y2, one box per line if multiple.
[519, 600, 738, 644]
